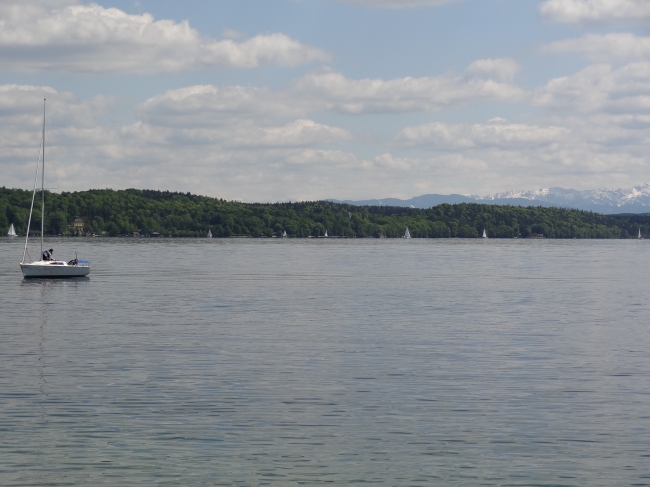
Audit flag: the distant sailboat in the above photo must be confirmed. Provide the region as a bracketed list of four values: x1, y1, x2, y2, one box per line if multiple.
[324, 230, 328, 238]
[207, 229, 212, 238]
[482, 229, 488, 239]
[639, 228, 642, 239]
[282, 230, 287, 238]
[7, 223, 17, 238]
[403, 227, 411, 239]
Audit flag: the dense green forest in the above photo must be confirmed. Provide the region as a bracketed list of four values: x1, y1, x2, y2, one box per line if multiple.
[2, 187, 650, 238]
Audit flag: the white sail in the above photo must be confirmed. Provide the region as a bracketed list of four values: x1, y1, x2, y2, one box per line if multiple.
[282, 230, 287, 238]
[207, 229, 212, 238]
[482, 229, 488, 238]
[404, 227, 411, 239]
[324, 230, 328, 237]
[639, 228, 642, 239]
[7, 223, 16, 237]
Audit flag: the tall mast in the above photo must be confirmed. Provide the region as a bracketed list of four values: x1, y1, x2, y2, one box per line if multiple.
[41, 99, 45, 258]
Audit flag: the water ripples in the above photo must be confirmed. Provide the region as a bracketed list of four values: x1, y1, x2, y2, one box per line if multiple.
[1, 238, 650, 485]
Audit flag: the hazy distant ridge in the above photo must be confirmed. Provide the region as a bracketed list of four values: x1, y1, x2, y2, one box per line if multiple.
[332, 184, 650, 214]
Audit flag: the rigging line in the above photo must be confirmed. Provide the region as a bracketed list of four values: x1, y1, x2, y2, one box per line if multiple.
[22, 131, 43, 264]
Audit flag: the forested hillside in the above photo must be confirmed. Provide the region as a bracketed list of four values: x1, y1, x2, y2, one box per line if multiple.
[2, 187, 649, 238]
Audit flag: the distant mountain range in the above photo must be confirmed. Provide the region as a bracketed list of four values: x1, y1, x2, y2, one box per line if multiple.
[331, 184, 650, 215]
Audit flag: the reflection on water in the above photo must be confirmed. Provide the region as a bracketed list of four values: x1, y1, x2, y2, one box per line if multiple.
[1, 238, 650, 486]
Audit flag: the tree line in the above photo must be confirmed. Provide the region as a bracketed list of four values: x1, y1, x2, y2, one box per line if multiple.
[2, 187, 650, 238]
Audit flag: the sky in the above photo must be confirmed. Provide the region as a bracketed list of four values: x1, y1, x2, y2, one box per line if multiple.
[2, 0, 650, 201]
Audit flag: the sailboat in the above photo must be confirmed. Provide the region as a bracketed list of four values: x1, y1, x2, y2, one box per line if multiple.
[207, 229, 213, 238]
[638, 228, 642, 240]
[7, 223, 17, 238]
[324, 230, 328, 238]
[282, 230, 287, 238]
[403, 227, 411, 239]
[20, 100, 90, 278]
[482, 229, 488, 239]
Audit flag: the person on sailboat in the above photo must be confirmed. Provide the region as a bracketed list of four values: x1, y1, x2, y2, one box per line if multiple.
[42, 248, 53, 261]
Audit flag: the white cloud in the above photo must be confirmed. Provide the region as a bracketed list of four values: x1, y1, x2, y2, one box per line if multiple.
[533, 62, 650, 113]
[135, 87, 352, 149]
[374, 152, 413, 170]
[465, 58, 521, 82]
[539, 0, 650, 24]
[0, 1, 329, 73]
[395, 120, 569, 149]
[0, 84, 110, 143]
[292, 61, 525, 114]
[545, 33, 650, 61]
[1, 81, 523, 200]
[138, 85, 309, 126]
[284, 149, 370, 169]
[154, 119, 353, 149]
[333, 0, 460, 8]
[138, 59, 525, 123]
[249, 120, 352, 148]
[221, 28, 246, 40]
[0, 83, 358, 200]
[391, 114, 650, 193]
[351, 153, 494, 196]
[5, 63, 650, 201]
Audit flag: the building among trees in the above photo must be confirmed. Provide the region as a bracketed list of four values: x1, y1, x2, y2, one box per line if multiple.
[72, 217, 84, 235]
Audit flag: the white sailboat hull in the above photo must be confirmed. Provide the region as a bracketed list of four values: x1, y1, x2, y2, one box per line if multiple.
[20, 261, 90, 278]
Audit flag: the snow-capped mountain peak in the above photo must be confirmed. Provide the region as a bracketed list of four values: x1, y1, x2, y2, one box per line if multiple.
[484, 184, 650, 208]
[334, 184, 650, 214]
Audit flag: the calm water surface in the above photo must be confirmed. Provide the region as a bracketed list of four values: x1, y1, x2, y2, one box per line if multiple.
[1, 238, 650, 486]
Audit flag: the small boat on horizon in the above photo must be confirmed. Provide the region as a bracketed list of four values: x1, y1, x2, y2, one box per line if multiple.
[282, 230, 287, 238]
[403, 227, 411, 239]
[207, 229, 213, 238]
[7, 223, 17, 238]
[19, 99, 90, 278]
[638, 228, 642, 239]
[482, 229, 488, 239]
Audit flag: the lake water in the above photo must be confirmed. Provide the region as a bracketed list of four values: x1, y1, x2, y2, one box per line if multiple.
[1, 238, 650, 486]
